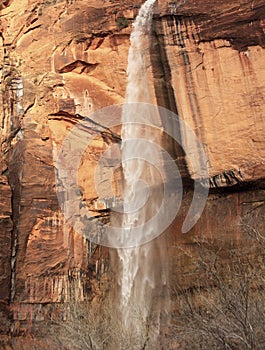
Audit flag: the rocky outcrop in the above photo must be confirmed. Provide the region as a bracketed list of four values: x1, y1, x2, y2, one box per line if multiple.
[0, 0, 264, 347]
[154, 0, 265, 185]
[0, 177, 12, 303]
[158, 0, 265, 50]
[0, 0, 129, 326]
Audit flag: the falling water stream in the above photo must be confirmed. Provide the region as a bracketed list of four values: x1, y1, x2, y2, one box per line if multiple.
[116, 0, 169, 346]
[54, 1, 209, 346]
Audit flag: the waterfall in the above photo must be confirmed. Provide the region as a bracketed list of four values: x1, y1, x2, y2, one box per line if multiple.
[54, 0, 209, 346]
[116, 0, 169, 346]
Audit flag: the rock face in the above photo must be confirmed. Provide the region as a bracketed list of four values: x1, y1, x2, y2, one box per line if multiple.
[0, 177, 12, 303]
[0, 0, 264, 345]
[154, 0, 265, 185]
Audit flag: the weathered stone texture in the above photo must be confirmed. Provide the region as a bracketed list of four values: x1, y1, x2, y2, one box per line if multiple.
[154, 0, 265, 184]
[0, 177, 12, 302]
[0, 1, 264, 346]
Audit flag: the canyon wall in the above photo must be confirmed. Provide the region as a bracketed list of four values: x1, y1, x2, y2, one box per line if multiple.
[0, 0, 264, 346]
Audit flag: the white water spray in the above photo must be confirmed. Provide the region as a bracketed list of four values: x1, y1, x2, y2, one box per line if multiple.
[116, 0, 169, 344]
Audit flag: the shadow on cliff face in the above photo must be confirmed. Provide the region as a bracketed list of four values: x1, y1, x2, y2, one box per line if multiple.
[0, 0, 12, 11]
[157, 0, 265, 51]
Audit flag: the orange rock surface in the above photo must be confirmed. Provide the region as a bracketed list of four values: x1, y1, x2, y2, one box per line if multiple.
[0, 0, 264, 345]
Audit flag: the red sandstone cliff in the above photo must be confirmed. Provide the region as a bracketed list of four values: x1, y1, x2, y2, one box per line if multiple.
[0, 0, 264, 347]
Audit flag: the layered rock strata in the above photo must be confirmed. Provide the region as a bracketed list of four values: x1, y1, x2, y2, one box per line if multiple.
[0, 1, 264, 346]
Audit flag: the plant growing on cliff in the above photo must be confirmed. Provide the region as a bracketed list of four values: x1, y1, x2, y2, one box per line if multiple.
[116, 17, 129, 30]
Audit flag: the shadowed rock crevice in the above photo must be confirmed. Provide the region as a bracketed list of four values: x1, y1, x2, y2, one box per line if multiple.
[151, 19, 190, 180]
[58, 60, 99, 74]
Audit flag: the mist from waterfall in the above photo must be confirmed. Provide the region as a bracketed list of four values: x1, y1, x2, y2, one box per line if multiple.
[116, 0, 170, 346]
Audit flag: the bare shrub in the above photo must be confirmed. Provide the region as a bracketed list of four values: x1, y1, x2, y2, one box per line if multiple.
[33, 296, 162, 350]
[170, 237, 265, 350]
